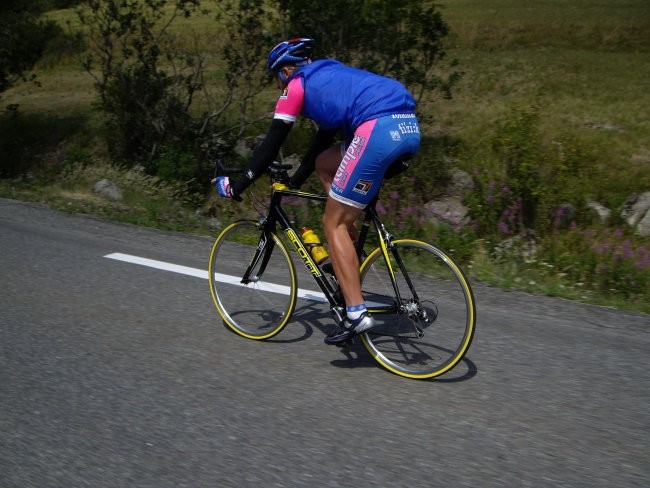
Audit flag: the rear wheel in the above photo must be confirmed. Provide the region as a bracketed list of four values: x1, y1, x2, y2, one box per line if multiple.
[208, 220, 297, 340]
[359, 239, 476, 379]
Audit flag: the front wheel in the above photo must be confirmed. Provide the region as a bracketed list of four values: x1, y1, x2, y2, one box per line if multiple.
[359, 239, 476, 379]
[208, 220, 297, 340]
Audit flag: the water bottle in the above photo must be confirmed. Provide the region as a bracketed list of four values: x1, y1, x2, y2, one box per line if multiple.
[301, 227, 329, 264]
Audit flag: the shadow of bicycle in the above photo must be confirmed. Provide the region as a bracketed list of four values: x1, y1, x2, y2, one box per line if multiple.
[328, 338, 478, 382]
[226, 301, 478, 382]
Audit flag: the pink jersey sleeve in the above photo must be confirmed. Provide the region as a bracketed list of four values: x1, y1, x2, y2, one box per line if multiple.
[274, 76, 304, 123]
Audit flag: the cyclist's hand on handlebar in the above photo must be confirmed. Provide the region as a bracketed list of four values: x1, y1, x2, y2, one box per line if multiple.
[213, 176, 232, 197]
[212, 176, 242, 202]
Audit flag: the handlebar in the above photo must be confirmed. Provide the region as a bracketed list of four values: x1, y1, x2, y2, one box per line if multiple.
[214, 159, 293, 183]
[213, 159, 244, 178]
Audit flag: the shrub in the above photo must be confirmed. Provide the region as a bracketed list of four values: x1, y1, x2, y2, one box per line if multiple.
[541, 226, 649, 301]
[77, 0, 206, 164]
[464, 105, 598, 240]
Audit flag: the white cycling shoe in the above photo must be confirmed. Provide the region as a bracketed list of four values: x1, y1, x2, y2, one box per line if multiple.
[324, 312, 376, 345]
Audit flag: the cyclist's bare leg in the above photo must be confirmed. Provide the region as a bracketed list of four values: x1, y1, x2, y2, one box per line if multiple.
[315, 145, 339, 192]
[316, 146, 359, 241]
[322, 196, 364, 307]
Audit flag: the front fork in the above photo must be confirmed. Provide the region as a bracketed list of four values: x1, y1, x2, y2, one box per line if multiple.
[240, 230, 273, 284]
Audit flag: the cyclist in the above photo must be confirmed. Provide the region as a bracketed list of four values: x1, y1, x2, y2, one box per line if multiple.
[214, 38, 421, 344]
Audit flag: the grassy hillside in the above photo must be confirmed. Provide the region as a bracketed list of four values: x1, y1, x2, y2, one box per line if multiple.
[440, 0, 650, 202]
[5, 0, 647, 200]
[1, 0, 649, 313]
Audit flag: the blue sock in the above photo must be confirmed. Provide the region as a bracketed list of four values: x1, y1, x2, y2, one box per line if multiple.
[346, 304, 366, 321]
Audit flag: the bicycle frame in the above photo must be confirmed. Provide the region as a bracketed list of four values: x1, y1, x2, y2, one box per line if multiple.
[239, 182, 419, 323]
[240, 186, 335, 303]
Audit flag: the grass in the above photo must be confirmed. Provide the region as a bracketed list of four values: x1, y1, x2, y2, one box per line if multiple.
[437, 0, 650, 209]
[1, 0, 649, 315]
[441, 0, 650, 50]
[0, 161, 215, 233]
[437, 49, 650, 201]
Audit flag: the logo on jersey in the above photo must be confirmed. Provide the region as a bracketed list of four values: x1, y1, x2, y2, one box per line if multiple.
[353, 180, 373, 195]
[390, 130, 401, 141]
[279, 88, 289, 100]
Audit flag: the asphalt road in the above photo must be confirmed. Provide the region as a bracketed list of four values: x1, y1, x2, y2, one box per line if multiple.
[1, 197, 648, 487]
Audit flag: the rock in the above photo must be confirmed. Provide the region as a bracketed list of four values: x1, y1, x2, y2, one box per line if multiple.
[425, 196, 470, 229]
[234, 139, 252, 159]
[586, 200, 611, 224]
[636, 209, 650, 237]
[493, 232, 538, 263]
[621, 192, 650, 227]
[235, 135, 268, 160]
[446, 168, 473, 197]
[284, 154, 302, 165]
[421, 168, 472, 229]
[93, 179, 123, 202]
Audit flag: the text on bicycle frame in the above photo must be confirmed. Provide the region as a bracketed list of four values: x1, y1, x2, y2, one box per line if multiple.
[284, 228, 323, 277]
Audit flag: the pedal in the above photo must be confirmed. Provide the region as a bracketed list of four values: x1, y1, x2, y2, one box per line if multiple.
[330, 306, 345, 325]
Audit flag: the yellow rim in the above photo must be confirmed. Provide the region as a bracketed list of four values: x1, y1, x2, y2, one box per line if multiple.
[360, 239, 476, 379]
[208, 221, 297, 340]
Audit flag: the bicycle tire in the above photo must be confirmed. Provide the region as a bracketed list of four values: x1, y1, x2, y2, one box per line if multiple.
[208, 220, 297, 340]
[359, 239, 476, 379]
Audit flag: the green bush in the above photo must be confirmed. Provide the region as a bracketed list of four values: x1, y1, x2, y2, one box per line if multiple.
[541, 226, 649, 301]
[464, 105, 599, 240]
[0, 109, 89, 177]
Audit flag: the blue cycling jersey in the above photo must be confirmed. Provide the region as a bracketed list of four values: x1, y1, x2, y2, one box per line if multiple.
[288, 59, 416, 137]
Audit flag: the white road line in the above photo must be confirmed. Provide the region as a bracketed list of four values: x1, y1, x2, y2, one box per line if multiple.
[105, 253, 207, 278]
[104, 252, 327, 303]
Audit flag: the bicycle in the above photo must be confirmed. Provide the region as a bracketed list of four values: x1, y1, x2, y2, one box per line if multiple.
[208, 160, 476, 379]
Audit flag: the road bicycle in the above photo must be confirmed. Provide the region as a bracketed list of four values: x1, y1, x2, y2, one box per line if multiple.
[208, 160, 476, 379]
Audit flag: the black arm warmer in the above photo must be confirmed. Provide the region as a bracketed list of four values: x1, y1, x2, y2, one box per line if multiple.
[289, 128, 338, 189]
[230, 119, 293, 196]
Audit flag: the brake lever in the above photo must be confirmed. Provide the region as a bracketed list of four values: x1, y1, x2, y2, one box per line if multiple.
[214, 158, 232, 178]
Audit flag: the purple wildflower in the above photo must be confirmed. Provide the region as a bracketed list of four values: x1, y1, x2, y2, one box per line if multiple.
[635, 246, 649, 269]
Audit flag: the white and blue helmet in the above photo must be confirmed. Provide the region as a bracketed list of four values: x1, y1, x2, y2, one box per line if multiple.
[267, 38, 314, 73]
